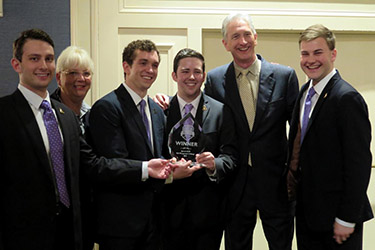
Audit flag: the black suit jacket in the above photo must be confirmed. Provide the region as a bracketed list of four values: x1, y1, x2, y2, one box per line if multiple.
[289, 71, 373, 230]
[0, 88, 139, 250]
[205, 55, 299, 213]
[88, 84, 166, 238]
[0, 89, 82, 250]
[161, 94, 237, 230]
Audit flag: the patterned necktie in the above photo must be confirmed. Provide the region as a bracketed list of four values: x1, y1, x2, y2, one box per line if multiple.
[287, 123, 301, 200]
[183, 104, 193, 125]
[238, 70, 256, 131]
[139, 99, 151, 143]
[40, 100, 70, 208]
[182, 104, 194, 142]
[238, 70, 257, 167]
[300, 87, 316, 144]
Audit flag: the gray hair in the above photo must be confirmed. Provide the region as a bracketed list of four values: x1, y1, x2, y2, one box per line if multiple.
[56, 46, 94, 73]
[221, 13, 257, 41]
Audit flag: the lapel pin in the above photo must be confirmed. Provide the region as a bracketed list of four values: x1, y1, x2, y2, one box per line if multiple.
[324, 93, 328, 98]
[202, 105, 207, 111]
[59, 108, 64, 114]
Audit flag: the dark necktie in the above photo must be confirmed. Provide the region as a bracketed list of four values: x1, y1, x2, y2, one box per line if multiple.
[300, 87, 316, 144]
[287, 123, 301, 200]
[40, 100, 70, 208]
[182, 104, 194, 142]
[139, 99, 151, 143]
[288, 88, 316, 199]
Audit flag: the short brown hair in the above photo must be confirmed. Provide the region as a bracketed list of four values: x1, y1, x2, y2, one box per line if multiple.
[122, 40, 160, 65]
[173, 48, 205, 73]
[13, 29, 54, 62]
[299, 24, 336, 50]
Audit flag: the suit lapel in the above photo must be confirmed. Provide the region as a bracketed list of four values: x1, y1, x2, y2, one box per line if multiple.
[252, 57, 276, 132]
[305, 73, 338, 136]
[12, 90, 54, 181]
[115, 85, 153, 154]
[166, 96, 182, 133]
[290, 83, 308, 143]
[224, 63, 249, 130]
[149, 97, 164, 157]
[196, 94, 210, 126]
[52, 100, 73, 178]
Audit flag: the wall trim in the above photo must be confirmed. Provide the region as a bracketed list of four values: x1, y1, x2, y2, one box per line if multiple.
[0, 0, 3, 17]
[119, 7, 375, 18]
[70, 0, 78, 44]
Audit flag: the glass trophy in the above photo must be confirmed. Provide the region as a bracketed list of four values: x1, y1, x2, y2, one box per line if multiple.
[168, 112, 205, 163]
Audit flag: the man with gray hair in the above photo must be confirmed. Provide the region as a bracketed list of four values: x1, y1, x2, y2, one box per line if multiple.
[205, 13, 299, 250]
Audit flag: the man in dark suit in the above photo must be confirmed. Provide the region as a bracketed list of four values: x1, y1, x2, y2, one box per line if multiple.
[0, 29, 172, 250]
[160, 48, 237, 250]
[88, 40, 169, 250]
[154, 13, 299, 250]
[287, 24, 372, 250]
[0, 28, 84, 250]
[204, 13, 299, 250]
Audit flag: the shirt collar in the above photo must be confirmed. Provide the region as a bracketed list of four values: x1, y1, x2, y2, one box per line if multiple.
[308, 68, 337, 96]
[18, 84, 51, 109]
[177, 92, 202, 116]
[80, 101, 91, 118]
[234, 58, 261, 78]
[123, 82, 147, 106]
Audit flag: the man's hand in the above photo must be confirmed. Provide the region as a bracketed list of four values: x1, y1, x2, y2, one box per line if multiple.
[169, 159, 201, 179]
[195, 152, 215, 172]
[333, 221, 354, 244]
[153, 93, 170, 110]
[148, 158, 172, 179]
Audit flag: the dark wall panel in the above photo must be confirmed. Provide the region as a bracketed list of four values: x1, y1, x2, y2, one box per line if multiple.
[0, 0, 70, 97]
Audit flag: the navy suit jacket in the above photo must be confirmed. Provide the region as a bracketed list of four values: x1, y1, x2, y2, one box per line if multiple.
[205, 54, 299, 213]
[0, 89, 82, 250]
[88, 84, 166, 238]
[289, 71, 373, 230]
[0, 88, 148, 250]
[161, 94, 238, 229]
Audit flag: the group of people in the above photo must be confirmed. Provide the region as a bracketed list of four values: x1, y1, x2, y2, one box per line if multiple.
[0, 12, 372, 250]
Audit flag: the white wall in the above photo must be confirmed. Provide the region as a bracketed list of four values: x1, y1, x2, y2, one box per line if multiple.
[71, 1, 375, 249]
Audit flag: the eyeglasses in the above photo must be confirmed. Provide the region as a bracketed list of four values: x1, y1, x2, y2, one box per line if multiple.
[63, 70, 92, 79]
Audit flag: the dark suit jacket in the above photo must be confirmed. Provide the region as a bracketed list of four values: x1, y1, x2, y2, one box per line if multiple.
[0, 89, 83, 250]
[288, 71, 373, 231]
[205, 54, 299, 213]
[88, 84, 166, 238]
[161, 94, 237, 230]
[0, 88, 138, 250]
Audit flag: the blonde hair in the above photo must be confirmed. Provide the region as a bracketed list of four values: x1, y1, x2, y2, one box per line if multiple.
[299, 24, 336, 50]
[56, 46, 94, 73]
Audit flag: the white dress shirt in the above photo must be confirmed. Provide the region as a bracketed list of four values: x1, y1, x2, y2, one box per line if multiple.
[123, 83, 154, 181]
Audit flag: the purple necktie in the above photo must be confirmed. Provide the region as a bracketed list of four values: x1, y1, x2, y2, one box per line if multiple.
[40, 100, 70, 208]
[182, 104, 194, 142]
[183, 104, 194, 125]
[300, 87, 316, 144]
[139, 99, 151, 143]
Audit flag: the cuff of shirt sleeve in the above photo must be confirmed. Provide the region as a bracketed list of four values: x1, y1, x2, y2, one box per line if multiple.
[206, 168, 217, 182]
[142, 161, 149, 181]
[165, 173, 173, 184]
[335, 217, 355, 228]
